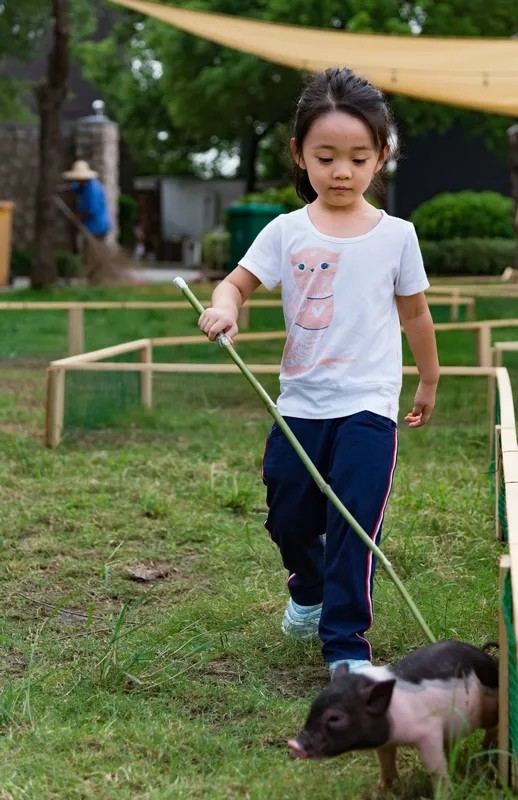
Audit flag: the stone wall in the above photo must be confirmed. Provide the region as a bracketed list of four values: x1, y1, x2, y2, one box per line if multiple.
[0, 111, 119, 253]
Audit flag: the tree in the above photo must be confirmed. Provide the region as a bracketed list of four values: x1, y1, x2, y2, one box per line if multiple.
[80, 0, 518, 189]
[79, 1, 302, 187]
[31, 0, 70, 289]
[0, 0, 51, 120]
[77, 18, 203, 177]
[2, 0, 97, 288]
[387, 0, 518, 152]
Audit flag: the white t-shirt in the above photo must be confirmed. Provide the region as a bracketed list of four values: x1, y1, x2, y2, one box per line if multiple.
[239, 206, 429, 423]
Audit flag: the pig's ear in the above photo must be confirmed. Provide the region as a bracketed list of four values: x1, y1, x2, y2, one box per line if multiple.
[362, 679, 396, 716]
[332, 663, 350, 682]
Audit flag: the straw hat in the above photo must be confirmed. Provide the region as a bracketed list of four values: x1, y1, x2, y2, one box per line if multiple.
[62, 160, 98, 181]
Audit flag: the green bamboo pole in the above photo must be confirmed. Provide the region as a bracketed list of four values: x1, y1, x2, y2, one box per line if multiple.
[174, 277, 436, 644]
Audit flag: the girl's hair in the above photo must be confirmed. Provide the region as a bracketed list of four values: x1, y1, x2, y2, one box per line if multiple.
[292, 66, 397, 203]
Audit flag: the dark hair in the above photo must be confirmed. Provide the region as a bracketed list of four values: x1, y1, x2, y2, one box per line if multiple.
[291, 67, 397, 203]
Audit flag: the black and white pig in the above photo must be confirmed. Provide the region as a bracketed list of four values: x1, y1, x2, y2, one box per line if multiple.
[288, 640, 498, 790]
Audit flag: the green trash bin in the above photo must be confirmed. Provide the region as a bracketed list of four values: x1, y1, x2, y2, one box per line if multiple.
[227, 203, 284, 271]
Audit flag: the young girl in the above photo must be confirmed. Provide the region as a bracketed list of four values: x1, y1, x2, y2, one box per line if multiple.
[199, 67, 439, 677]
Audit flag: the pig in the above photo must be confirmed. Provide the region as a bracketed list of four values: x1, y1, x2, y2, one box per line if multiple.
[288, 640, 498, 791]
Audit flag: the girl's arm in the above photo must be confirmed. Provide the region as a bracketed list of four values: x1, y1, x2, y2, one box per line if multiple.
[198, 266, 261, 344]
[396, 292, 440, 428]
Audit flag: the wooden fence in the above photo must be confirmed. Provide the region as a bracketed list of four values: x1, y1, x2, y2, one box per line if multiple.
[45, 335, 497, 448]
[43, 333, 518, 784]
[1, 295, 475, 358]
[492, 366, 518, 787]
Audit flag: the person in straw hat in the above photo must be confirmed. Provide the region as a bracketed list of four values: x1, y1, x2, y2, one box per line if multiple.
[62, 160, 112, 240]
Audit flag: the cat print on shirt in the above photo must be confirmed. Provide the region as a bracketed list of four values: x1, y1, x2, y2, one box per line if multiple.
[283, 247, 353, 377]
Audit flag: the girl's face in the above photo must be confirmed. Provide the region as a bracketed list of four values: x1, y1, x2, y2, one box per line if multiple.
[292, 111, 387, 211]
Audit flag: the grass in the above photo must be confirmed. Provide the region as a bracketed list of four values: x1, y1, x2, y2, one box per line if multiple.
[0, 282, 516, 799]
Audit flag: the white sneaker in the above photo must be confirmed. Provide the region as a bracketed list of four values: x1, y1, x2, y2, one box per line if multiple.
[281, 599, 322, 639]
[328, 658, 372, 679]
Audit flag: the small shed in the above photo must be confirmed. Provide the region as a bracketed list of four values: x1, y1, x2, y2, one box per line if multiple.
[134, 175, 246, 264]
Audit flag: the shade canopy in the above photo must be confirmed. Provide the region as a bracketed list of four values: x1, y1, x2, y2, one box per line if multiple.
[109, 0, 518, 117]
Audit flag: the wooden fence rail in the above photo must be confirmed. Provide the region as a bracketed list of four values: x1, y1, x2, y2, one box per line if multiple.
[1, 296, 476, 357]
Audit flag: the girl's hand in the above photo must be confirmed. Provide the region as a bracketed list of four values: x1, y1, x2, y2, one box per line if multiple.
[405, 381, 437, 428]
[198, 307, 238, 345]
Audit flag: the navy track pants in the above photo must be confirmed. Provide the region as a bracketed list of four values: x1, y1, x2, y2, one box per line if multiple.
[262, 410, 398, 664]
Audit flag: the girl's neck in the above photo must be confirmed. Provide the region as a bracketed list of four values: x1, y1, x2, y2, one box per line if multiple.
[307, 198, 383, 238]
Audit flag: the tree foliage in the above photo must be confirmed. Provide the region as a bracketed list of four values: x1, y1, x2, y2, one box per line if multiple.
[0, 0, 50, 61]
[0, 0, 50, 119]
[77, 14, 206, 176]
[79, 0, 518, 182]
[0, 0, 96, 121]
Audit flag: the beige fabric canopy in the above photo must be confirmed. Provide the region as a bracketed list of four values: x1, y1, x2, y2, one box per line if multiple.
[110, 0, 518, 117]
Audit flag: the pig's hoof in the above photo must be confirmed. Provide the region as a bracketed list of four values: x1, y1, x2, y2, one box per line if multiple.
[377, 776, 396, 791]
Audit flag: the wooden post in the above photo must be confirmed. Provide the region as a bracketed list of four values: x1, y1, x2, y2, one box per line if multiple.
[238, 303, 251, 331]
[67, 306, 85, 355]
[476, 324, 491, 366]
[449, 288, 460, 321]
[499, 554, 511, 788]
[139, 342, 153, 408]
[45, 367, 65, 447]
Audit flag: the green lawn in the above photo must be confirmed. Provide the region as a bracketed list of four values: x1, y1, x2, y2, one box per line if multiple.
[0, 283, 515, 799]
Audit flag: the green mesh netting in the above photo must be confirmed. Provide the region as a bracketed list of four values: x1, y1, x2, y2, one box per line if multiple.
[503, 571, 518, 777]
[499, 479, 509, 543]
[489, 383, 509, 542]
[61, 363, 492, 438]
[61, 365, 278, 435]
[63, 353, 142, 429]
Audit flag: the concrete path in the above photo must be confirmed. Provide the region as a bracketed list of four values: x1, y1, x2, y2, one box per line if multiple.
[3, 264, 203, 291]
[127, 264, 202, 285]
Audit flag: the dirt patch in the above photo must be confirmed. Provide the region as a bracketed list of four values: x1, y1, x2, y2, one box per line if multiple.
[264, 664, 328, 698]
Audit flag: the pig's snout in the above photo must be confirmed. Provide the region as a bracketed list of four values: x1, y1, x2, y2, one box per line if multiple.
[288, 738, 309, 759]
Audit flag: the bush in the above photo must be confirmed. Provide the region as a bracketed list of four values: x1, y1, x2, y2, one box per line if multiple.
[202, 229, 229, 271]
[236, 185, 381, 212]
[420, 237, 515, 276]
[410, 191, 514, 241]
[55, 250, 81, 280]
[10, 248, 81, 280]
[236, 185, 304, 213]
[10, 248, 32, 276]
